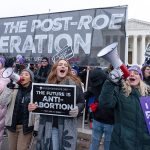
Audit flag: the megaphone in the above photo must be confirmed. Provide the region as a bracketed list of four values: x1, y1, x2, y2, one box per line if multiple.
[97, 42, 130, 78]
[2, 67, 22, 83]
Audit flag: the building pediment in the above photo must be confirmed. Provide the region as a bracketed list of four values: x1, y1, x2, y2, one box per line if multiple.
[128, 18, 150, 30]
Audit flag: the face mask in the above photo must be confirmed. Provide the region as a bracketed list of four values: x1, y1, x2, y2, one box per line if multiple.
[16, 64, 21, 69]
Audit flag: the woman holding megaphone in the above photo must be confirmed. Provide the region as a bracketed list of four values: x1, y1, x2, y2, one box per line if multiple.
[98, 65, 150, 150]
[4, 69, 39, 150]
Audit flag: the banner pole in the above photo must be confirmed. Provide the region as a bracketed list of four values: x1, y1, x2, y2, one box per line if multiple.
[82, 67, 90, 130]
[125, 5, 128, 65]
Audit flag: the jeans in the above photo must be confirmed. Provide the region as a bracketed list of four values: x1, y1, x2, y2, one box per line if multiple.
[90, 119, 113, 150]
[52, 127, 59, 150]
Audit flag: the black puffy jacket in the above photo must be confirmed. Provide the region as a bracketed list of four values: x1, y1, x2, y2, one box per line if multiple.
[6, 83, 34, 134]
[84, 68, 114, 124]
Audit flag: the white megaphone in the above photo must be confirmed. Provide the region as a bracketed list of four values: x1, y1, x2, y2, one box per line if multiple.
[2, 67, 22, 83]
[97, 42, 130, 78]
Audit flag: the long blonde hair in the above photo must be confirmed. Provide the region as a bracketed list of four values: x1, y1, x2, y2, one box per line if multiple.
[122, 79, 150, 97]
[47, 59, 81, 85]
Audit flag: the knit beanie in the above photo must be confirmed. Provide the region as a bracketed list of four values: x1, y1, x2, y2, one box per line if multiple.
[0, 56, 5, 67]
[16, 54, 25, 64]
[42, 57, 49, 62]
[128, 65, 143, 80]
[21, 69, 34, 82]
[71, 65, 79, 75]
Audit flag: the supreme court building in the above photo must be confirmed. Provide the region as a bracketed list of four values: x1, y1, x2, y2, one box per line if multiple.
[128, 19, 150, 65]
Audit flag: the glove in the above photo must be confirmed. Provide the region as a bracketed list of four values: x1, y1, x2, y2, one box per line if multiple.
[69, 106, 79, 117]
[89, 102, 99, 112]
[7, 79, 15, 89]
[109, 68, 123, 83]
[33, 131, 38, 137]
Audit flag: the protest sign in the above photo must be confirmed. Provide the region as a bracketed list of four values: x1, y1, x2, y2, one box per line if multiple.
[143, 43, 150, 66]
[52, 45, 74, 63]
[140, 96, 150, 134]
[31, 83, 76, 117]
[145, 43, 150, 57]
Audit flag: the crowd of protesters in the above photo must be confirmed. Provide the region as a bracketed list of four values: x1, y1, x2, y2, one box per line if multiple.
[0, 54, 150, 150]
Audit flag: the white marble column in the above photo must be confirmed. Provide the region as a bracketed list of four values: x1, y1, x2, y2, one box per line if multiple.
[110, 36, 113, 43]
[141, 35, 146, 64]
[132, 35, 137, 64]
[147, 37, 150, 44]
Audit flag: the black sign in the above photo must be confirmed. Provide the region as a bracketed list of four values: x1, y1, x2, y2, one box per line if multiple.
[52, 45, 74, 63]
[31, 83, 76, 117]
[145, 43, 150, 57]
[0, 6, 127, 66]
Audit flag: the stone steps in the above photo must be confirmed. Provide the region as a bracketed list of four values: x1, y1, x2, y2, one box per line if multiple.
[77, 128, 92, 149]
[77, 127, 104, 150]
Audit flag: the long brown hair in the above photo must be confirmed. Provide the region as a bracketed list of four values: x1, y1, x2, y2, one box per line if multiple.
[47, 59, 81, 85]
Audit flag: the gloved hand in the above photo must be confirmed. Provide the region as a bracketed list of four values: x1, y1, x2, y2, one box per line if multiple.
[89, 102, 99, 112]
[7, 79, 15, 89]
[33, 131, 38, 137]
[109, 68, 123, 83]
[69, 106, 79, 117]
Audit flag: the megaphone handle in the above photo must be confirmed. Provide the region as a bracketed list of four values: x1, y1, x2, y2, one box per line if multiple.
[120, 64, 130, 78]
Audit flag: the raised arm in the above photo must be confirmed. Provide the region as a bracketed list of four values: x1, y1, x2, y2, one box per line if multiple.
[98, 80, 119, 109]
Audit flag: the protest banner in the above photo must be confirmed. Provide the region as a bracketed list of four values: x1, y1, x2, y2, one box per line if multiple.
[0, 6, 127, 66]
[31, 83, 76, 117]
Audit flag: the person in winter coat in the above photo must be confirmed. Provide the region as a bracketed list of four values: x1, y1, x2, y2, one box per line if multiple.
[28, 59, 85, 150]
[99, 65, 150, 150]
[0, 56, 10, 94]
[141, 65, 150, 86]
[34, 57, 51, 83]
[5, 69, 39, 150]
[84, 67, 114, 150]
[0, 56, 11, 149]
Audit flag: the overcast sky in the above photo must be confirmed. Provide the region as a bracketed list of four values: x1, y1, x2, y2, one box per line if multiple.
[0, 0, 149, 22]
